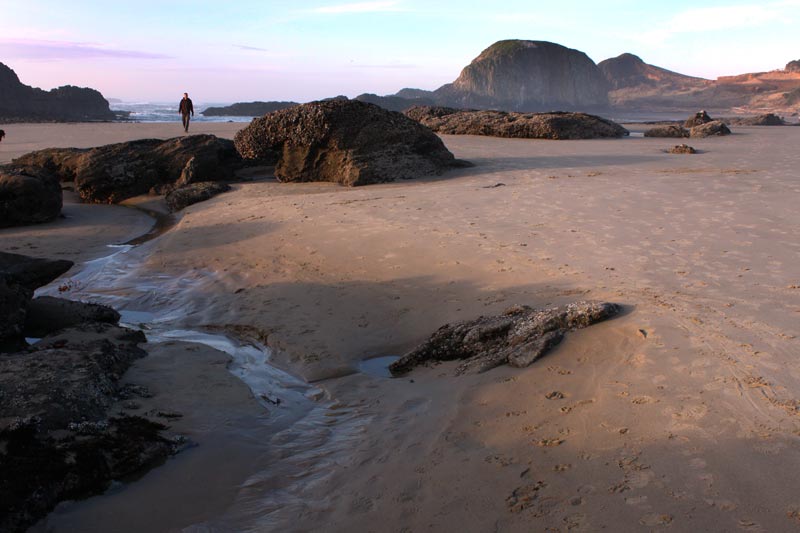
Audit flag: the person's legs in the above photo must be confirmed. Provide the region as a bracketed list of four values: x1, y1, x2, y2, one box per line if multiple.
[182, 113, 190, 132]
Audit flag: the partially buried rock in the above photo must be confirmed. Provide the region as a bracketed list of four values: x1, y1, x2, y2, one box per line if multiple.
[690, 120, 731, 138]
[725, 113, 785, 126]
[0, 165, 63, 228]
[24, 295, 121, 338]
[405, 106, 629, 139]
[644, 125, 689, 138]
[165, 181, 231, 212]
[389, 301, 620, 376]
[234, 99, 466, 186]
[668, 144, 697, 154]
[11, 134, 241, 204]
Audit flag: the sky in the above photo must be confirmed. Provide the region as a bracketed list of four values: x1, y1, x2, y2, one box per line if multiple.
[1, 0, 799, 103]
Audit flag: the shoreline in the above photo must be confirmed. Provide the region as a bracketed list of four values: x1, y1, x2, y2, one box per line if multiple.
[3, 122, 800, 530]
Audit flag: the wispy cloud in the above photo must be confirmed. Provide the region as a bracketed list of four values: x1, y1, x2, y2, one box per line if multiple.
[234, 44, 271, 52]
[308, 1, 403, 14]
[633, 2, 798, 44]
[0, 39, 170, 60]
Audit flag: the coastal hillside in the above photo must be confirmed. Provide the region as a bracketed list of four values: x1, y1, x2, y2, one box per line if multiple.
[0, 62, 116, 122]
[433, 40, 609, 111]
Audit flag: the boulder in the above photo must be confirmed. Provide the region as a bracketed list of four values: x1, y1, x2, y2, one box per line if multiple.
[234, 99, 465, 186]
[389, 301, 620, 376]
[644, 125, 689, 138]
[0, 166, 63, 227]
[725, 113, 785, 126]
[0, 251, 73, 291]
[668, 144, 697, 154]
[11, 135, 241, 204]
[684, 110, 714, 128]
[405, 106, 628, 139]
[165, 181, 231, 212]
[24, 296, 121, 338]
[690, 120, 731, 137]
[202, 101, 298, 116]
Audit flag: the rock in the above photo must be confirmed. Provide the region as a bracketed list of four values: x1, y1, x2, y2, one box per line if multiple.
[0, 166, 63, 227]
[684, 110, 714, 128]
[668, 144, 697, 154]
[0, 253, 73, 352]
[0, 62, 116, 122]
[201, 101, 299, 117]
[598, 53, 707, 91]
[690, 120, 731, 138]
[786, 60, 800, 73]
[165, 181, 231, 212]
[354, 93, 436, 112]
[234, 99, 465, 186]
[389, 301, 620, 376]
[0, 323, 171, 533]
[24, 296, 121, 338]
[405, 106, 628, 139]
[643, 125, 689, 138]
[433, 40, 609, 111]
[725, 113, 785, 126]
[11, 135, 241, 203]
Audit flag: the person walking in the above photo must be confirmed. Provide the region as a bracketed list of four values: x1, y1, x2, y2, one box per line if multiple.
[0, 129, 5, 143]
[179, 93, 194, 133]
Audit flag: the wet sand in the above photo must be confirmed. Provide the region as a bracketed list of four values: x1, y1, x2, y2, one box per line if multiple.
[3, 123, 800, 531]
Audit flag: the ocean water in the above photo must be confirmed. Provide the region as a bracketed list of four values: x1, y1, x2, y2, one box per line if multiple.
[110, 101, 255, 123]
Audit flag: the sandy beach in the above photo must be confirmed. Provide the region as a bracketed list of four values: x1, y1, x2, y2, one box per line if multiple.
[3, 122, 800, 531]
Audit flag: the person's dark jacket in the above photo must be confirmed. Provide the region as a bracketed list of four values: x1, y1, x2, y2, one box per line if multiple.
[179, 98, 194, 115]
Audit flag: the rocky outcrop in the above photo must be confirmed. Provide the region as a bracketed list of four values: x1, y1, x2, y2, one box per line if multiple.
[0, 62, 116, 122]
[644, 125, 689, 138]
[690, 120, 731, 138]
[684, 110, 714, 128]
[405, 106, 628, 139]
[0, 165, 63, 227]
[725, 113, 785, 126]
[598, 53, 707, 91]
[24, 296, 121, 338]
[11, 135, 241, 204]
[234, 99, 466, 186]
[786, 60, 800, 73]
[201, 101, 298, 116]
[668, 144, 697, 154]
[165, 181, 231, 212]
[434, 40, 609, 111]
[389, 301, 620, 376]
[354, 93, 436, 112]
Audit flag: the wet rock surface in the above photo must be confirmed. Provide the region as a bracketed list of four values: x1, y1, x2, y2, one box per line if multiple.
[0, 253, 176, 532]
[234, 99, 466, 186]
[684, 110, 714, 128]
[0, 165, 63, 227]
[10, 135, 242, 204]
[644, 125, 689, 138]
[389, 301, 620, 376]
[404, 106, 629, 139]
[668, 144, 697, 154]
[690, 120, 732, 138]
[165, 181, 232, 212]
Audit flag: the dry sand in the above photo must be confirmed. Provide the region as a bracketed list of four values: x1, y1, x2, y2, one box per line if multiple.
[3, 122, 800, 531]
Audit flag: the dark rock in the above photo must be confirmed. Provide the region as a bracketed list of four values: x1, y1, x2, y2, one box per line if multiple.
[389, 301, 620, 376]
[405, 106, 628, 139]
[201, 101, 298, 116]
[11, 135, 241, 203]
[0, 62, 116, 122]
[786, 60, 800, 73]
[234, 99, 464, 186]
[684, 110, 714, 128]
[434, 40, 609, 111]
[0, 251, 73, 291]
[0, 165, 63, 227]
[165, 181, 231, 212]
[725, 113, 785, 126]
[354, 93, 436, 112]
[690, 120, 731, 138]
[0, 277, 31, 352]
[644, 125, 689, 138]
[668, 144, 697, 154]
[24, 296, 121, 338]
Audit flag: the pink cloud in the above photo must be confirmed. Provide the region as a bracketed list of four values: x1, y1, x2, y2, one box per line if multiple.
[0, 39, 170, 60]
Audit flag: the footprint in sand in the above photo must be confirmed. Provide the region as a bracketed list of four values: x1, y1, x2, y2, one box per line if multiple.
[639, 513, 673, 527]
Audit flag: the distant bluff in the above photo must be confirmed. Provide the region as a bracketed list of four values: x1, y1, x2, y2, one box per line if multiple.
[0, 62, 116, 122]
[597, 53, 707, 90]
[434, 40, 610, 111]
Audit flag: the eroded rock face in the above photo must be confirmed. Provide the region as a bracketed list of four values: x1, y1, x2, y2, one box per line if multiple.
[0, 166, 63, 227]
[690, 120, 731, 138]
[165, 181, 231, 212]
[234, 99, 464, 186]
[389, 301, 620, 376]
[644, 125, 689, 138]
[405, 106, 628, 139]
[11, 135, 241, 204]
